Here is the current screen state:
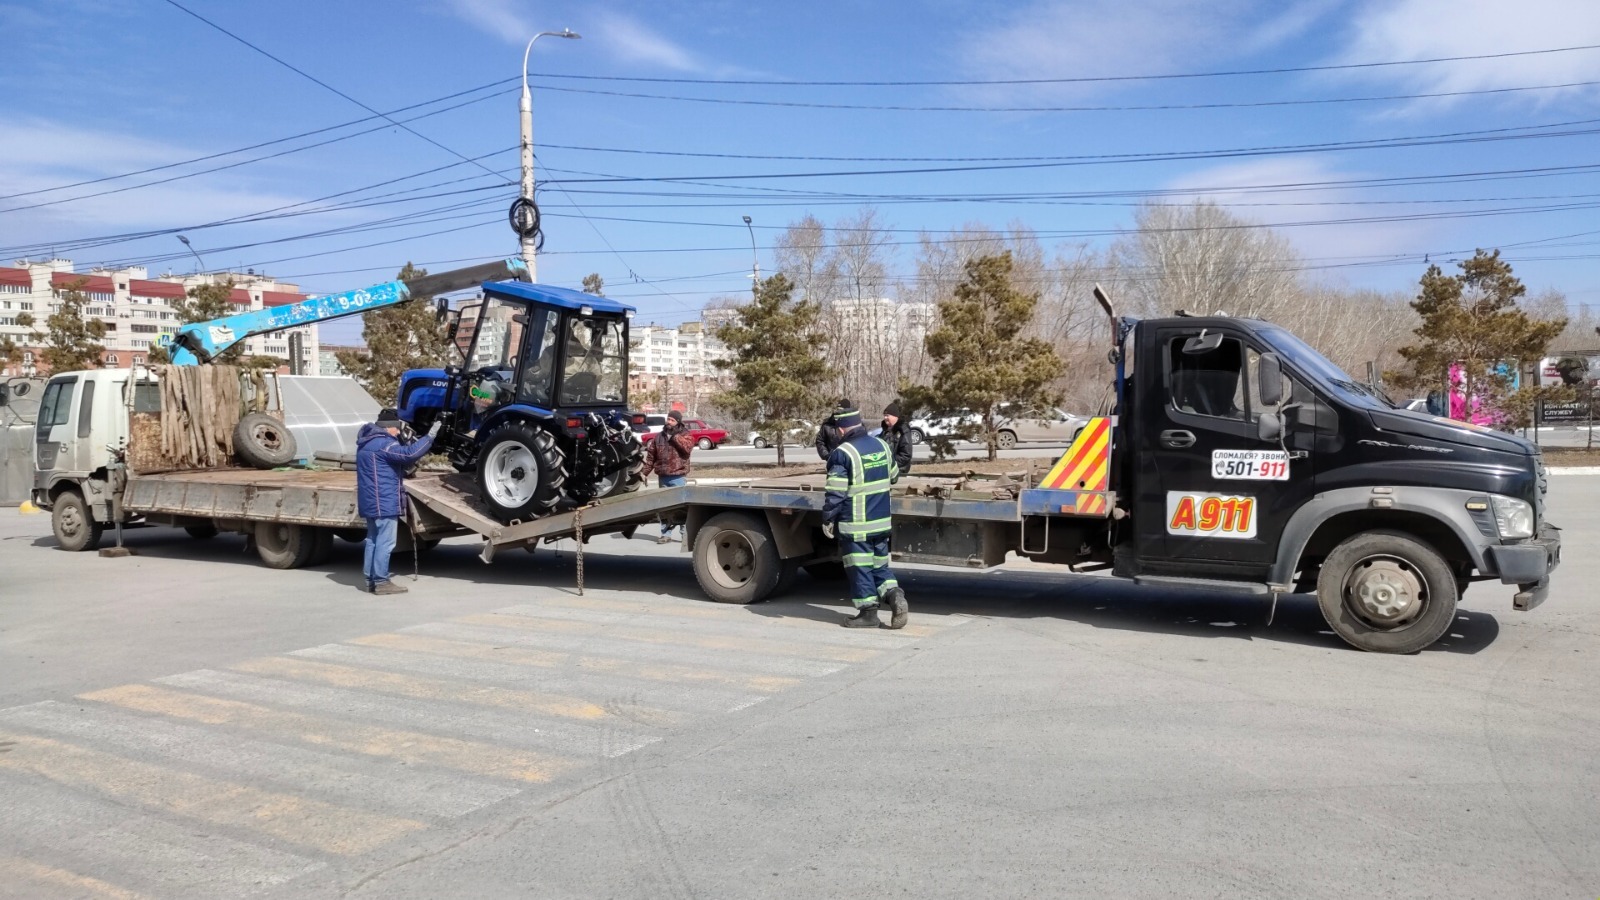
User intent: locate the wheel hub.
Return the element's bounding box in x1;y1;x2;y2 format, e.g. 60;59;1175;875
485;442;539;506
1346;557;1425;625
59;506;83;537
713;534;755;587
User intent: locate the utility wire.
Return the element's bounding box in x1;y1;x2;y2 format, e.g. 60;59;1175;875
161;0;510;183
521;43;1600;86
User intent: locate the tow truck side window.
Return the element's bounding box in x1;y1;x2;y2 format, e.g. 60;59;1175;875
1169;336;1249;421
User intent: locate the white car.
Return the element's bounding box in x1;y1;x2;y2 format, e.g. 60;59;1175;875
994;406;1090;449
748;420;814;449
907;409;980;445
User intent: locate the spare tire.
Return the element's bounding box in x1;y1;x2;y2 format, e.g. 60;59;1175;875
235;412;297;469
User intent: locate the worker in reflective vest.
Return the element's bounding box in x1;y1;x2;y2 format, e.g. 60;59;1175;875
822;404;909;629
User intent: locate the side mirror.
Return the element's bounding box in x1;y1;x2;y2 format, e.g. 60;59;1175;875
1258;352;1284;408
1258;410;1283;442
1181;331;1224;354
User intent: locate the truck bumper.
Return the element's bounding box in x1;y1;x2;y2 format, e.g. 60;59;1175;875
1485;524;1561;612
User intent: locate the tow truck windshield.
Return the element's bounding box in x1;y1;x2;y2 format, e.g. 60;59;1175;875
1256;324;1397;408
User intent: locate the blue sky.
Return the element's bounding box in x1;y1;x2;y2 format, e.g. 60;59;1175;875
3;0;1599;345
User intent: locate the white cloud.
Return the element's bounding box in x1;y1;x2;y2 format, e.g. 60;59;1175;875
1334;0;1600;109
442;0;705;72
956;0;1329;96
1160;157;1442;266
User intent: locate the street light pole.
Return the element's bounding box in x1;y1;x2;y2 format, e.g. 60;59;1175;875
742;215;758;298
176;234;206;276
520;28;581;280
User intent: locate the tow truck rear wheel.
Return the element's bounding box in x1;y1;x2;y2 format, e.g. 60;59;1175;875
52;490;103;552
477;422;565;522
692;512;781;604
256;521;317;569
1316;530;1458;654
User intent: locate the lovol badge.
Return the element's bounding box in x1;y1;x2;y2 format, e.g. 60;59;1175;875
1167;492;1257;539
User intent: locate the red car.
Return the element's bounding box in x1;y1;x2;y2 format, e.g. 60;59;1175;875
682;419;728;450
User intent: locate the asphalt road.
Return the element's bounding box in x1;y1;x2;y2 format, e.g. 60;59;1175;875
0;480;1596;898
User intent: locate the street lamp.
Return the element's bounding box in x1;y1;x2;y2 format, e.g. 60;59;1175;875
176;234;206;275
742;215;758;297
519;28;581;280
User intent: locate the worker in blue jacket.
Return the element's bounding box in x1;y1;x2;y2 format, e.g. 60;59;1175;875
822;403;909;629
355;408;436;595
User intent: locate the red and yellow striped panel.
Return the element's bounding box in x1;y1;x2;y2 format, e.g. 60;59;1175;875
1040;417;1111;491
1075;494;1108;516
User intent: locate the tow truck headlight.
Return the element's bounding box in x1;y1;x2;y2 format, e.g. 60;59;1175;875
1490;495;1534;540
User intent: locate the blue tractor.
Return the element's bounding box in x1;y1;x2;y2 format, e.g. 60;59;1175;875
164;259;645;523
395;279;644;521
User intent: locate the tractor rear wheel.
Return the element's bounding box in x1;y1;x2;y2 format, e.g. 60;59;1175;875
596;428;646;498
477;422;565;523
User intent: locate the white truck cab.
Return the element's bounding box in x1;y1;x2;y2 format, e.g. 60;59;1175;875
32;368;161;549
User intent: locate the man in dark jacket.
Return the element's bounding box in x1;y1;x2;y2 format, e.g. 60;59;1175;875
356;409;435;595
880;400;913;475
814;396;851;460
641;409;694;542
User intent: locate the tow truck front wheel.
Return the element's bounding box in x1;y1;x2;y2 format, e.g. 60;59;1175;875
1316;530;1458;654
477;422;565;523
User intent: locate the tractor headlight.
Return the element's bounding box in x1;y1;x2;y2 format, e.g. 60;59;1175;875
1490;494;1534;541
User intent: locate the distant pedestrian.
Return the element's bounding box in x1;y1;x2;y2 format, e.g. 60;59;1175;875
642;409;694;542
815;396;852;460
822;401;908;629
355;408;435;595
879;400;914;475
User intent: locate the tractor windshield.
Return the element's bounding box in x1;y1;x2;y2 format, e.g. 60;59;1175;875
558;316;627;406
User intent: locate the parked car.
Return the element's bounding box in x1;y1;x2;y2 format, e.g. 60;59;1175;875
682;418;728;450
748;420;814;449
995;406;1089;449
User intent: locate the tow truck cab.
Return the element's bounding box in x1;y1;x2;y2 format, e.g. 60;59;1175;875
1110;314;1558;651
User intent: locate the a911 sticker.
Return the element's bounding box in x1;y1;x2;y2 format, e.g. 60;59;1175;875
1167;492;1257;539
1211;449;1289;481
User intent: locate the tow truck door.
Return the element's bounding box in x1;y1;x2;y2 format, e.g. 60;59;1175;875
1133;324;1305;577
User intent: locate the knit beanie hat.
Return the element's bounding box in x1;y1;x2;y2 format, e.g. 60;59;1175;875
883;400;903;419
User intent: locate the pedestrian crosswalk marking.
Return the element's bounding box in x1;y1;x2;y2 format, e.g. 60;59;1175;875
0;732;426;855
345;632;802;693
455;612;881;663
80;684;576;783
231;655;678;726
0;856;150;900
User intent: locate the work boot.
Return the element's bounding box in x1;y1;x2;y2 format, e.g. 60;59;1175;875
843;603;881;628
884;587;909;630
372;580;409;596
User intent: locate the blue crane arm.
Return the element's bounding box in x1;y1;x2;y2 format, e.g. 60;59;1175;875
164;258;528;365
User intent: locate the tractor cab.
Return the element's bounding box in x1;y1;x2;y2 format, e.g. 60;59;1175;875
396;281;644;521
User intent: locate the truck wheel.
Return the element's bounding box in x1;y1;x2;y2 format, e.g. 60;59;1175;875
185;524;219;540
692;512;781;604
235;413;297;470
997;429;1018;450
803;561;846;582
256;521;317;569
1316;530;1459;654
52;490;103;552
477;422;565;523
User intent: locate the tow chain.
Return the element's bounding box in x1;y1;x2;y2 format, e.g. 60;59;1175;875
573;505;585;596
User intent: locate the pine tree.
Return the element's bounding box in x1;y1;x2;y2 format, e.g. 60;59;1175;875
1389;250;1564;427
902;252;1065;460
712;274;835;465
0;312;34;373
35;280;108;372
335;263;451;404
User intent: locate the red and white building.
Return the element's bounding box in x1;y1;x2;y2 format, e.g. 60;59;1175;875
0;258;318;376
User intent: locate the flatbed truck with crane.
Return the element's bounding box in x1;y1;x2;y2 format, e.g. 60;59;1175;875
24;268;1560;653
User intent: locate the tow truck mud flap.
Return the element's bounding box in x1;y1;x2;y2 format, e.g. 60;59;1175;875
892;517;1009;568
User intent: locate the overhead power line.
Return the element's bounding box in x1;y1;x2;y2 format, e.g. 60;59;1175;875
522;43;1600;86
